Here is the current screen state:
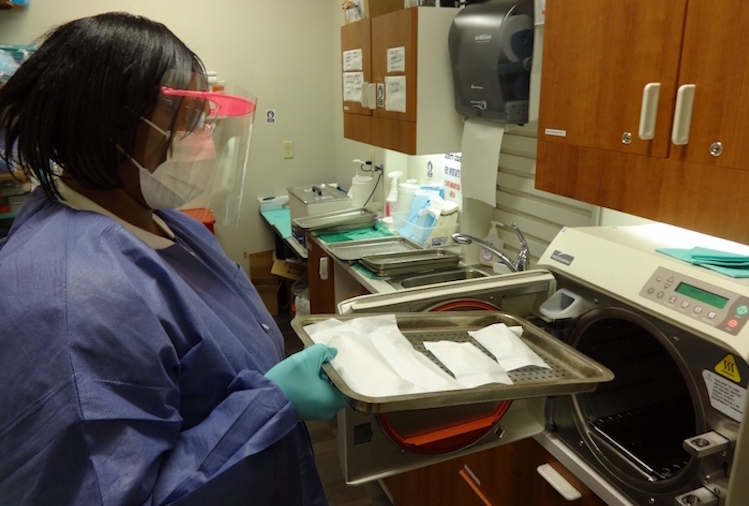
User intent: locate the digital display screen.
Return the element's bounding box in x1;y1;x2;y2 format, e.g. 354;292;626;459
675;282;729;309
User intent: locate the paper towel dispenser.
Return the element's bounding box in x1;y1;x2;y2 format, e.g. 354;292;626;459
448;0;534;123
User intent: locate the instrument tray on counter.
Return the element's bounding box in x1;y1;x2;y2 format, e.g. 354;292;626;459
291;207;377;234
291;311;615;414
325;236;423;262
359;248;460;276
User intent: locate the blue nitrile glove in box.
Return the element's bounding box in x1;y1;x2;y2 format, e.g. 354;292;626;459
266;343;348;420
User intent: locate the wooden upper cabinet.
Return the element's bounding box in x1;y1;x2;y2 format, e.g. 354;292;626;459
341;7;463;155
341;18;373;118
371;7;418;123
672;0;749;169
537;0;687;158
535;0;749;243
539;0;749;168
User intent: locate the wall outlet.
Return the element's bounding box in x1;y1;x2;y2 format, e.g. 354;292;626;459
283;141;294;159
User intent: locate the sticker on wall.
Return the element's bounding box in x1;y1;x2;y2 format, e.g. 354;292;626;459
703;369;747;422
376;83;385;108
715;354;742;383
265;109;276;124
443;153;462;209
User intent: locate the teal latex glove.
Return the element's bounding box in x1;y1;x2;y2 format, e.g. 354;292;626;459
265;343;348;421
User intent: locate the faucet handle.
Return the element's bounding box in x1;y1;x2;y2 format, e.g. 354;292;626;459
510;222;528;248
511;222;530;270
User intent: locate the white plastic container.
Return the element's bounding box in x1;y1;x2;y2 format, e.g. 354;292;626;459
348;175;375;207
480;221;504;267
396;180;419;218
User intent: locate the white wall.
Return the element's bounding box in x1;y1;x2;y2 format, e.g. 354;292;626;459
0;0;343;271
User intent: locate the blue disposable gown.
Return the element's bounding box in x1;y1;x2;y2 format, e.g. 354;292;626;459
0;187;328;505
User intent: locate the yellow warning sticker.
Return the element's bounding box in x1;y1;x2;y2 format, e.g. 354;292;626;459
715;354;742;383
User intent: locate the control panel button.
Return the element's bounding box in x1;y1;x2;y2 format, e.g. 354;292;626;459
708;311;717;319
694;306;703;314
681;301;690;308
737;305;749;316
728;319;739;329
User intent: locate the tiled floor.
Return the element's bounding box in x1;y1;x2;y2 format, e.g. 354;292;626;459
277;314;393;506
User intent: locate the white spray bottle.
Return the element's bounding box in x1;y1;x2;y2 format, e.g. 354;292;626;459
384;171;402;217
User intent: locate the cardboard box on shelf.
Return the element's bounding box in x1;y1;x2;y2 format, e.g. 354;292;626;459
249;250;275;278
271;259;304;281
343;0;405;24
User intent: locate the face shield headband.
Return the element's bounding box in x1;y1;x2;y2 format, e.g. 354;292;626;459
154;81;256;228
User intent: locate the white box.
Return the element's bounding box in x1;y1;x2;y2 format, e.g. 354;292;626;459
257;195;289;212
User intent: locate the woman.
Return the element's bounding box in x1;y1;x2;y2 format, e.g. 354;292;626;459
0;12;346;505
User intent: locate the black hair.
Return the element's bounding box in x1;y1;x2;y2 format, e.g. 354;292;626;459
0;11;206;200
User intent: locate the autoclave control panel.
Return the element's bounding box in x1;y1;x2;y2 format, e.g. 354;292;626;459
639;266;749;336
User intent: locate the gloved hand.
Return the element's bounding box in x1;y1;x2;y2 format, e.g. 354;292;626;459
265;343;348;421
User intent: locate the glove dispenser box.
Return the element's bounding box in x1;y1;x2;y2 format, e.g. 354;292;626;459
448;0;534;123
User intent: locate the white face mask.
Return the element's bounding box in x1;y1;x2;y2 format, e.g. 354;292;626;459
133;117;217;210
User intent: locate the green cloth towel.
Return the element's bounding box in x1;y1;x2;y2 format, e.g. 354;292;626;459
657;247;749;278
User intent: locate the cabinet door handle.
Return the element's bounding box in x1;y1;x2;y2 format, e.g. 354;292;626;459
319;257;329;280
671;84;696;145
359;83;376;110
536;464;582;501
458;468;495;506
638;83;661;140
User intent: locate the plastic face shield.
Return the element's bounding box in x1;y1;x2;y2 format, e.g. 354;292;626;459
150;72;256;227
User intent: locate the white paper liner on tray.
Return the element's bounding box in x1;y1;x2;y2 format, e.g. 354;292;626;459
291;311;614;414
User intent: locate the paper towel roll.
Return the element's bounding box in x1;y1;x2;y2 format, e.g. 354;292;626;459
460;118;505;207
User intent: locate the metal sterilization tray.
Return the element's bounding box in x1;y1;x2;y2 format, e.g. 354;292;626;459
325;236;423;262
359;248;460;276
291;311;614;414
291;207;377;233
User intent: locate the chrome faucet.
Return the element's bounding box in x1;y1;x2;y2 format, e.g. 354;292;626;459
451;222;530;272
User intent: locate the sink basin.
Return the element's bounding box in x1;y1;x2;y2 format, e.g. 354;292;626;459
389;266;491;289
